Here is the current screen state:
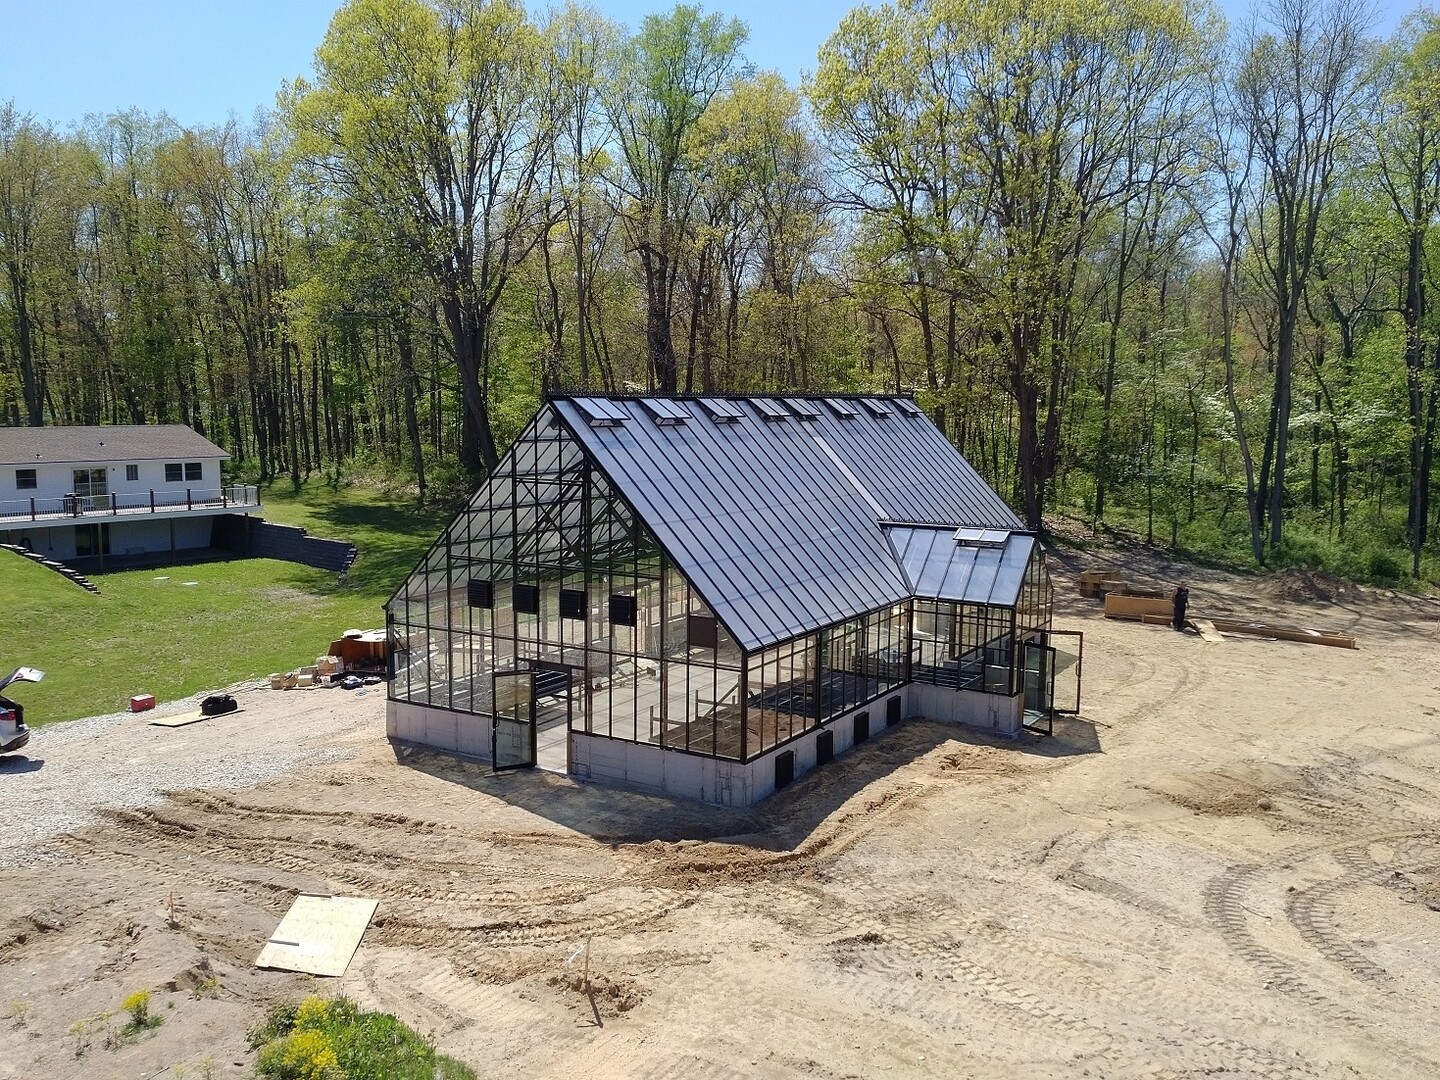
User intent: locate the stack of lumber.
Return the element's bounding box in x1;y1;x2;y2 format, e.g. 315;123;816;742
1101;592;1357;649
1079;569;1127;598
1205;617;1356;650
1080;569;1166;600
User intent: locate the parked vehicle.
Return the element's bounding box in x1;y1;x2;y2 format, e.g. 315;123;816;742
0;667;42;755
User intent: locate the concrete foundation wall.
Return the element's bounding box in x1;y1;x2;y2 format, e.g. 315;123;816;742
908;682;1023;736
0;524;74;559
390;681;1022;807
570;695;904;807
569;736;750;805
388;700;492;760
174;518;213;549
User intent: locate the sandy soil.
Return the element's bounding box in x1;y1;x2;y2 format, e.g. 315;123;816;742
2;555;1440;1079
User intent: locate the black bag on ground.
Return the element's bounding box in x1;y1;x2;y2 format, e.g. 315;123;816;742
200;693;237;716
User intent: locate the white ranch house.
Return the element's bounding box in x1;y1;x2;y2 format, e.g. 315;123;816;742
0;425;258;566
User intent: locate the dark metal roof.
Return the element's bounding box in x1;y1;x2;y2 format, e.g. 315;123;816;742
551;396;1024;652
885;526;1035;607
0;425;229;466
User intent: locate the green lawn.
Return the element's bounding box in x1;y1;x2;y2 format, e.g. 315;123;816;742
1;482;453;725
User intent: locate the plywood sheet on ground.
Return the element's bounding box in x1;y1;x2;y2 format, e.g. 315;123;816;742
149;708;244;728
255;895;378;977
1190;619;1224;643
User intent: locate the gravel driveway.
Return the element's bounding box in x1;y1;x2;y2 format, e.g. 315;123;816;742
0;682;386;868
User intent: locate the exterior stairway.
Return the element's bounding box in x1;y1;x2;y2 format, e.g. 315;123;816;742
1;544;101;594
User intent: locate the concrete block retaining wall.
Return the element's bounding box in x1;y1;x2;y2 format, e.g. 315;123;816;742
212;514;356;573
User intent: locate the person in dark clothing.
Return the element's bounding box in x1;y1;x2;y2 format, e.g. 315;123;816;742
1172;583;1190;631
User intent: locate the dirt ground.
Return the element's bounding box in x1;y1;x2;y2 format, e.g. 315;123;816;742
3;554;1440;1080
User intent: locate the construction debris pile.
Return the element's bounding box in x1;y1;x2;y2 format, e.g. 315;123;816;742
268;628;389;691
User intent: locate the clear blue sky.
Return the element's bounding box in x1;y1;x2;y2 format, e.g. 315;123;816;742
0;0;1421;132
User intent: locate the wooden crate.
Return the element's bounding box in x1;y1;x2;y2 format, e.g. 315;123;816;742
1079;569;1127;598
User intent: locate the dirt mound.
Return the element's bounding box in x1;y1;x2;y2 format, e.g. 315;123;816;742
548;971;646;1018
1262;568;1361;604
1146;763;1301;817
161;955;217;994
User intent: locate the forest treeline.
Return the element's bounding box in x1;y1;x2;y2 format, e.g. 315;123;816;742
2;0;1438;581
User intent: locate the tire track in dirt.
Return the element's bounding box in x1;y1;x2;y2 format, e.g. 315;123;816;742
1199;856;1438;1077
1288;765;1440;831
1109;630;1207;732
1204;863;1366;1022
863;886;1316;1080
1282;832;1440;987
373;891;698;950
1285;874;1391;984
1057;867;1199;928
626;779;929;887
53;832;293;911
84;804;620;897
825;931;1310;1079
824;942;1116;1063
51;804;682;971
167;790;456;833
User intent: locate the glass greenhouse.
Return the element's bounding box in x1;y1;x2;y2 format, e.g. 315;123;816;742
386;396;1079;806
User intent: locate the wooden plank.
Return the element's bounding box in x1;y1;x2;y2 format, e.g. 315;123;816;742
1103;610;1173;626
150;710;204;728
149;708;245;728
255;895;378;977
1189;619;1224;643
1207;618;1356;650
1104;593;1173;620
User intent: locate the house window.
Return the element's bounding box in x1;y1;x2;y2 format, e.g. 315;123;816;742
184;462;202;481
165;463;182;482
125;464;139;482
72;468;106;497
15;469;36;490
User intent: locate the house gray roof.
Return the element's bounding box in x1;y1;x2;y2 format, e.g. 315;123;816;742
0;425;229;466
551;395;1026;652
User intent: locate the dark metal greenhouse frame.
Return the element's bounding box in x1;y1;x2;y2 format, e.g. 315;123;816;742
386;394;1068;776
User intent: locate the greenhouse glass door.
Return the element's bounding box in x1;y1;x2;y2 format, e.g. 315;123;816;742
492;671;536;771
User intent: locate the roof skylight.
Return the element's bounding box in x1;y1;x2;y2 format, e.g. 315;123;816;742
640;398;690;425
698;399;745;423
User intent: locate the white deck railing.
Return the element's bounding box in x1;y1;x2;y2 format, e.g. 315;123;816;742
0;485;260;523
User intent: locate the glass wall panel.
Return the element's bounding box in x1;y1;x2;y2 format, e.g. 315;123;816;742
768;636;818;746
912;599;1016;694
